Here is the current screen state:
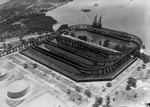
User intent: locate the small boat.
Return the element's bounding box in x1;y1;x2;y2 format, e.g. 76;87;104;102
81;9;91;12
94;3;99;6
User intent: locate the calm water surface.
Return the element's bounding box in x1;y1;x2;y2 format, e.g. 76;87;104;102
46;0;150;54
0;0;10;5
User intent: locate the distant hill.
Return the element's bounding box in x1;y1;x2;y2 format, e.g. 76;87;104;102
0;0;73;22
0;13;57;40
0;0;73;40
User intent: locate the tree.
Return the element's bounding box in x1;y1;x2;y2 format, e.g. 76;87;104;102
92;103;99;107
29;38;35;42
92;96;103;107
141;53;150;64
58;24;68;31
133;50;141;58
106;82;112;88
137;67;141;71
103;39;110;47
19;35;23;41
133;93;137;98
75;86;81;92
7;44;12;49
93;39;96;43
83;35;87;41
23;63;28;69
78;35;83;40
99;41;101;45
121;45;128;51
3;43;6;49
114;44;129;51
21;39;26;44
78;96;82;101
142;45;145;49
145;103;150;107
52;73;55;77
56;76;59;80
0;36;4;42
32;63;38;69
70;32;75;37
128;47;133;51
106;96;110;105
78;35;87;41
126;77;137;91
67;89;71;95
127;77;137;88
102;87;106;92
114;44;121;51
115;91;118;95
95;96;103;105
84;89;92;98
142;64;146;69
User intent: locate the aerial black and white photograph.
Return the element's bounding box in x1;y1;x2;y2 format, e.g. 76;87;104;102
0;0;150;107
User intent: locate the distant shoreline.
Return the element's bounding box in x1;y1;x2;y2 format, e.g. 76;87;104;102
45;1;73;13
45;0;150;55
0;0;10;5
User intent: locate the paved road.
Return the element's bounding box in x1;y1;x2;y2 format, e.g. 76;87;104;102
4;34;46;44
101;59;142;98
0;32;51;47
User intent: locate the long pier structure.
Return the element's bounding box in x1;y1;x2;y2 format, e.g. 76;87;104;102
21;21;142;81
1;16;142;82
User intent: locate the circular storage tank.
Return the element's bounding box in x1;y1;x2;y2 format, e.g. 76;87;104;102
0;68;8;81
7;80;30;99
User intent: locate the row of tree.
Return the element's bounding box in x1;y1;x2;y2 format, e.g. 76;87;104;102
126;77;137;91
78;35;88;41
114;44;132;52
0;13;57;40
133;49;150;64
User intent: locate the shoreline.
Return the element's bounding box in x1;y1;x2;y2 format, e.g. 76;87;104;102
45;1;73;13
0;0;10;5
46;0;150;55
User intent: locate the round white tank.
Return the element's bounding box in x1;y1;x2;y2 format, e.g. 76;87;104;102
7;80;30;99
0;68;8;81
